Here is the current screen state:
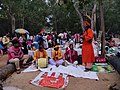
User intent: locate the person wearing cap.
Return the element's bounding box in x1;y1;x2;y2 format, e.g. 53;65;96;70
49;45;64;67
81;21;95;71
7;37;30;74
33;45;48;67
64;43;78;64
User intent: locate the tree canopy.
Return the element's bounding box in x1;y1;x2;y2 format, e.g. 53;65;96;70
0;0;119;36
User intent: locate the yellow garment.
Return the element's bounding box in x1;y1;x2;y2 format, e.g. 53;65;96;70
54;45;59;49
34;49;48;61
52;50;63;61
2;36;10;45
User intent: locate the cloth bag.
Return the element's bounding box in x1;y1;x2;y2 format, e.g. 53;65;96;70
38;58;48;68
95;56;106;63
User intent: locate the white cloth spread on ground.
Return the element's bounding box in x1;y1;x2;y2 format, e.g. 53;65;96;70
22;64;39;72
23;64;99;80
38;65;99;80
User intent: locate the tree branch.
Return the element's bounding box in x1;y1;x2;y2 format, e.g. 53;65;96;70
73;2;85;32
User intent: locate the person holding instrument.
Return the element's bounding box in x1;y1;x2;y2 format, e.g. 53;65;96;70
33;45;48;68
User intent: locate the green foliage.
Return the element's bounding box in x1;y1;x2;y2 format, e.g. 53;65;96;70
104;0;120;33
0;0;119;35
0;0;48;34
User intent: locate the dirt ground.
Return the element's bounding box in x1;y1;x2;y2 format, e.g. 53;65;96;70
1;55;120;90
0;55;8;68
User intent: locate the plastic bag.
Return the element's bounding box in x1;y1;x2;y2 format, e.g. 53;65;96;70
95;56;106;63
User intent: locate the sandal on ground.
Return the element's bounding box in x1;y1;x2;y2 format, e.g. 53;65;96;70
84;68;92;72
16;70;21;74
21;65;29;68
62;62;66;66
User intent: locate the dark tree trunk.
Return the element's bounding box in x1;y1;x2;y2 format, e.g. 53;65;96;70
11;15;15;34
0;64;16;81
91;0;97;40
100;0;105;56
73;3;85;32
21;17;24;28
54;15;58;32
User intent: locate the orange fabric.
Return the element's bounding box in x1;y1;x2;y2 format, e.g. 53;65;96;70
84;21;90;26
52;50;63;61
34;49;48;61
82;28;95;63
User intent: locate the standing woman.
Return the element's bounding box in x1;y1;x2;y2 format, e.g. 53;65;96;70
82;21;95;71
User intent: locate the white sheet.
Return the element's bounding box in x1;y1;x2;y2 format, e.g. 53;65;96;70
38;65;99;80
22;64;39;72
23;64;99;80
95;63;108;66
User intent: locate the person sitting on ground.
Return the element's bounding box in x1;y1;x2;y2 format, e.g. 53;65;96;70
21;39;28;55
7;37;30;74
49;45;65;67
34;45;48;67
64;43;78;64
2;35;10;53
0;37;4;55
27;39;33;50
19;36;24;44
33;29;45;49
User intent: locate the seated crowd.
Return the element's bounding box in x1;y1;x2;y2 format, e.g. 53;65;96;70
7;37;79;74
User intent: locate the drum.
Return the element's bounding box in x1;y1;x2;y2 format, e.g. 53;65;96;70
38;58;48;68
